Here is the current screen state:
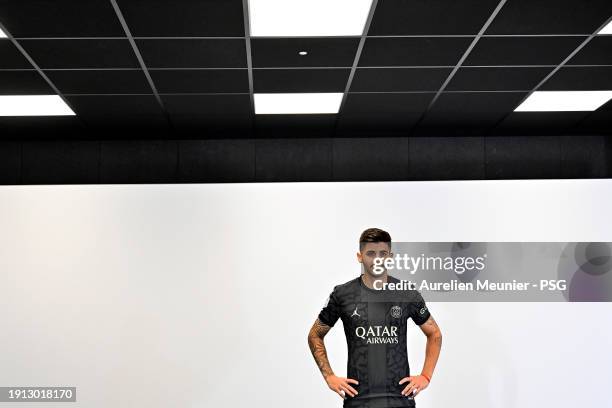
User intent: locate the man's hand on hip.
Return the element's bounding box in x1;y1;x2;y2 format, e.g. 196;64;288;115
325;375;359;399
399;375;429;397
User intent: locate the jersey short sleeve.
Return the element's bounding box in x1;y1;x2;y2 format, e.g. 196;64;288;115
318;286;341;327
408;291;431;325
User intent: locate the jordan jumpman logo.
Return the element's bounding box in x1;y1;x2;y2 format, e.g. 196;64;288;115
351;306;360;318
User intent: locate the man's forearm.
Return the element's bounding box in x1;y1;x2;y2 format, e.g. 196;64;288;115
308;319;334;379
421;319;442;378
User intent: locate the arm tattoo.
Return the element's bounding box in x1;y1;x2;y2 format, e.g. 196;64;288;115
423;315;437;328
419;315;442;379
423;316;442;346
308;318;334;379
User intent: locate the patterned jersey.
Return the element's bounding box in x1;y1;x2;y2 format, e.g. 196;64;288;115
318;275;431;408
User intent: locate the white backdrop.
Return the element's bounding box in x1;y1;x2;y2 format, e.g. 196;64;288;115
1;179;611;408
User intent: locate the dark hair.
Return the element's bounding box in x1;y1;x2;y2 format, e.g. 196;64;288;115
359;228;392;251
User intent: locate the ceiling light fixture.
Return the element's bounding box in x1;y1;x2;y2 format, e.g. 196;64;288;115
254;93;343;114
0;95;76;116
248;0;373;37
299;51;308;56
0;26;7;39
514;91;612;112
598;20;612;35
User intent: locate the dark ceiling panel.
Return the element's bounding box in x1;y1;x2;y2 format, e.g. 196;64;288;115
45;70;152;94
427;92;527;113
136;39;247;68
541;67;612;90
446;67;551;91
369;0;501;35
0;117;83;138
575;110;612;135
65;95;168;131
66;95;163;116
418;92;527;132
0;0;125;37
255;114;335;129
163;94;252;129
350;68;451;92
253;69;350;93
464;36;585;66
20;39;139;69
150;70;249;93
0;41;33;69
254;115;336;138
251;38;359;68
0;71;53;94
118;0;245;37
163;94;250;115
80;114;168;128
569;101;612;135
567;37;612;65
496;112;589;135
359;37;473;67
338;93;433;131
342;93;433;115
486;0;612;35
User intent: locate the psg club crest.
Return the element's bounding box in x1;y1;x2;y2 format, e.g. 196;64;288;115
390;305;402;318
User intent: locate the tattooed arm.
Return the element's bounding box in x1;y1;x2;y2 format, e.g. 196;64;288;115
419;316;442;379
308;318;359;399
400;316;442;397
308;318;334;378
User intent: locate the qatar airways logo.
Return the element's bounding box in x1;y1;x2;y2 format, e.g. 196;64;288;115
355;325;398;344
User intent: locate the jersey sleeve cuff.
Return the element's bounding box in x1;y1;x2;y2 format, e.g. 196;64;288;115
413;311;431;326
318;314;335;327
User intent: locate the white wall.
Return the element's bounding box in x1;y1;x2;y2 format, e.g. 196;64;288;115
0;179;611;408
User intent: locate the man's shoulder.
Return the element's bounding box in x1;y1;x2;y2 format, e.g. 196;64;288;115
330;276;360;296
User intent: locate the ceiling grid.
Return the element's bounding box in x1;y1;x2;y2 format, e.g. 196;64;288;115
0;0;609;134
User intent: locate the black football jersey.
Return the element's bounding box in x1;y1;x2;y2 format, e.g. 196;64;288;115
318;275;431;408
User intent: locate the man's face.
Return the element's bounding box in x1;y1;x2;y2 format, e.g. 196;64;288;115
357;242;392;277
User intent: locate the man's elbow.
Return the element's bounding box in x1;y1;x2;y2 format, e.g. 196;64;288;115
427;328;442;342
307;329;319;347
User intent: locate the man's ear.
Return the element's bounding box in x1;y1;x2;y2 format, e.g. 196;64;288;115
356;251;363;263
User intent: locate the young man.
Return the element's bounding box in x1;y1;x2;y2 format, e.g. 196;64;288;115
308;228;442;408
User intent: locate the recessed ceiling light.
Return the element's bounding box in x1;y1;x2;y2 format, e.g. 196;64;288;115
598;20;612;35
248;0;373;37
298;51;308;56
254;93;343;114
0;95;76;116
514;91;612;112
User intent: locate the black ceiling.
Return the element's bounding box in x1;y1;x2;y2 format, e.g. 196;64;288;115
0;0;611;138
